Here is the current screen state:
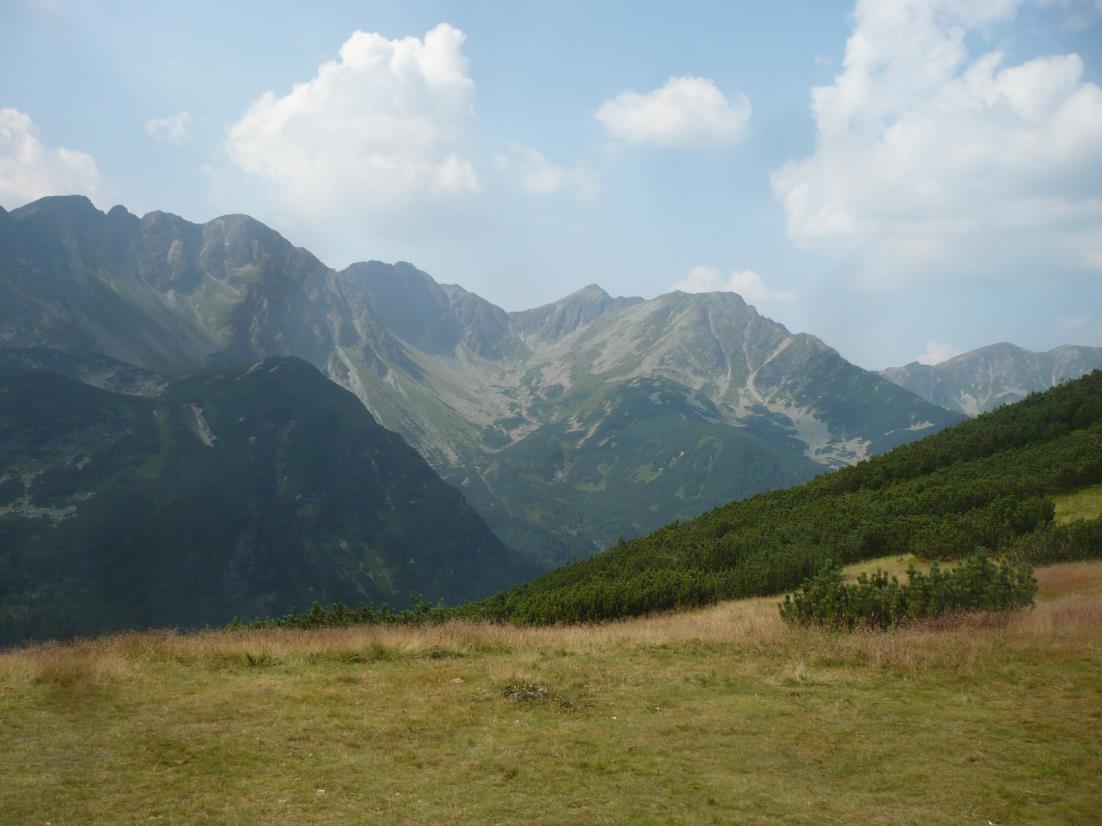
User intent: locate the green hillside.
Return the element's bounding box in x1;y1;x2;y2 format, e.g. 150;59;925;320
0;358;535;645
463;375;824;563
468;370;1102;624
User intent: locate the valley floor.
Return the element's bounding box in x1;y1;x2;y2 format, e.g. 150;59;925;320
2;560;1101;825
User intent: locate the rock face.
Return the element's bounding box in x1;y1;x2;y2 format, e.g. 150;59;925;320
0;356;534;645
0;196;964;565
0;347;167;396
882;343;1102;416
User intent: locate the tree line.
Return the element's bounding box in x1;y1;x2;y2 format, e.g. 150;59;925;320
239;370;1102;630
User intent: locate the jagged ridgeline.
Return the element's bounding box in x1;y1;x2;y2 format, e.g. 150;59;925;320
0;196;964;566
882;342;1102;416
0;357;535;645
466;371;1102;624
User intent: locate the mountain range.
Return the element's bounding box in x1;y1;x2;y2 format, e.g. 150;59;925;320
0;355;532;644
882;343;1102;416
0;195;969;565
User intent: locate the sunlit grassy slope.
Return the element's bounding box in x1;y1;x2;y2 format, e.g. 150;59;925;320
1054;483;1102;524
3;559;1100;825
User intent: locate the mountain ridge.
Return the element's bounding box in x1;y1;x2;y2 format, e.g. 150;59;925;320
0;354;535;645
1;195;964;563
883;342;1102;416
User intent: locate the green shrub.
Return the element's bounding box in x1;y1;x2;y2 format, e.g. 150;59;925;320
226;595;457;632
779;551;1037;630
1006;516;1102;565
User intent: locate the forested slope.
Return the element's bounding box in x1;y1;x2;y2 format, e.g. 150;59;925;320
0;358;534;645
468;371;1102;624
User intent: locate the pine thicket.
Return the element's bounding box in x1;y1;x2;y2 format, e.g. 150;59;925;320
778;552;1037;630
242;371;1102;630
463;370;1102;625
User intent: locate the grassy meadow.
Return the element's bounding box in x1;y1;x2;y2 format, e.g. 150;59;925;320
1054;483;1102;525
2;557;1100;825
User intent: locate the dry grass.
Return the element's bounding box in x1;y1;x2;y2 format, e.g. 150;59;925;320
2;558;1101;825
1035;558;1102;597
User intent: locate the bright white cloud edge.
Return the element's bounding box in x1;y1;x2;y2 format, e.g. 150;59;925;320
0;108;109;209
915;341;959;366
771;0;1102;283
596;76;751;147
672;265;796;303
225;23;479;218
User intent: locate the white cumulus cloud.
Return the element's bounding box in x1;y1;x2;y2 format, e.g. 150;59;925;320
0;108;108;208
672;265;796;303
915;341;960;365
225;23;479;216
146;110;191;145
596;76;751;147
771;0;1102;282
494;144;599;199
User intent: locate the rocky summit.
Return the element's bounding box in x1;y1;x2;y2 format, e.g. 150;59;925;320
0;196;963;564
882;343;1102;417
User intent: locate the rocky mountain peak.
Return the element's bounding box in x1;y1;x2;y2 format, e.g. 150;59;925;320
1;195;969;565
200;213;302;258
883;342;1102;416
106;204;139;226
340;261;516;360
511;282;641;345
9;195;114;258
11;193;100;224
572;283;611;299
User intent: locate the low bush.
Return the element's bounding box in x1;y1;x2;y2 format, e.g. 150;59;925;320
1006;516;1102;566
228;595;451;632
779;551;1037;630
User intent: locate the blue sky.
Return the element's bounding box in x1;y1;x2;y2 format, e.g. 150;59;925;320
2;0;1101;369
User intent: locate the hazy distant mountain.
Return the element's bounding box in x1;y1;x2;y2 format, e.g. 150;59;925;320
511;284;644;344
0;196;964;565
0;198;221;373
0;356;532;644
882;343;1102;416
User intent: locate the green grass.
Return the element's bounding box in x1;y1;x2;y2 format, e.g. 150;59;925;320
2;559;1100;824
843;553;929;581
1054;483;1102;524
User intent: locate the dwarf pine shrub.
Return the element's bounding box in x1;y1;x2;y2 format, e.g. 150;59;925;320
228;595;455;632
1006;516;1102;565
779;551;1037;630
